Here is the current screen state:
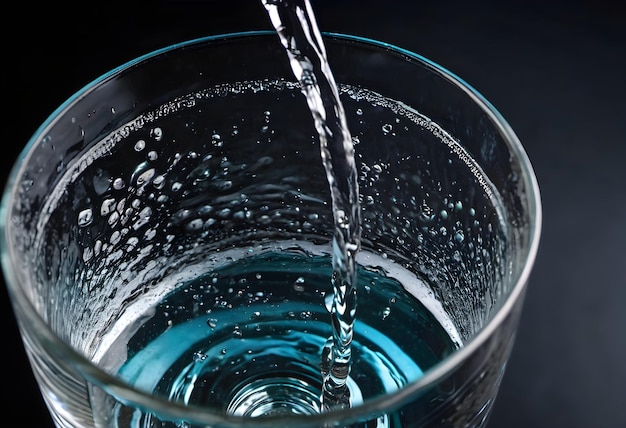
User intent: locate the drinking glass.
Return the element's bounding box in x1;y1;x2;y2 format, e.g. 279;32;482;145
0;32;541;427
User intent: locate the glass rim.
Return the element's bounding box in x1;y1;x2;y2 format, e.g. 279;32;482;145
0;31;542;426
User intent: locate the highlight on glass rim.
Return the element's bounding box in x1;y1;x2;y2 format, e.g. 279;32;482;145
0;1;540;427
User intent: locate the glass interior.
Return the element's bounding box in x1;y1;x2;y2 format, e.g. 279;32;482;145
1;32;540;426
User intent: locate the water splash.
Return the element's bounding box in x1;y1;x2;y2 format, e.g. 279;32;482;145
262;0;362;411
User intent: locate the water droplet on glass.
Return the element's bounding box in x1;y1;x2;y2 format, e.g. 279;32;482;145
133;206;153;230
78;208;93;227
217;208;232;218
93;170;111;195
113;177;125;190
82;247;93;262
325;293;334;313
293;277;306;292
108;211;120;226
381;307;391;320
193;351;207;362
110;230;121;245
151;127;163;141
419;202;435;221
186;218;204;231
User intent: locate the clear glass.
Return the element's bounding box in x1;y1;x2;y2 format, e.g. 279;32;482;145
1;32;541;427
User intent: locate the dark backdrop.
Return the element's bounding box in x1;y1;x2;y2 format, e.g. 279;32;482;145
3;1;625;427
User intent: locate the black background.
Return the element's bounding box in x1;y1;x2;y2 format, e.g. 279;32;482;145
3;1;625;427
